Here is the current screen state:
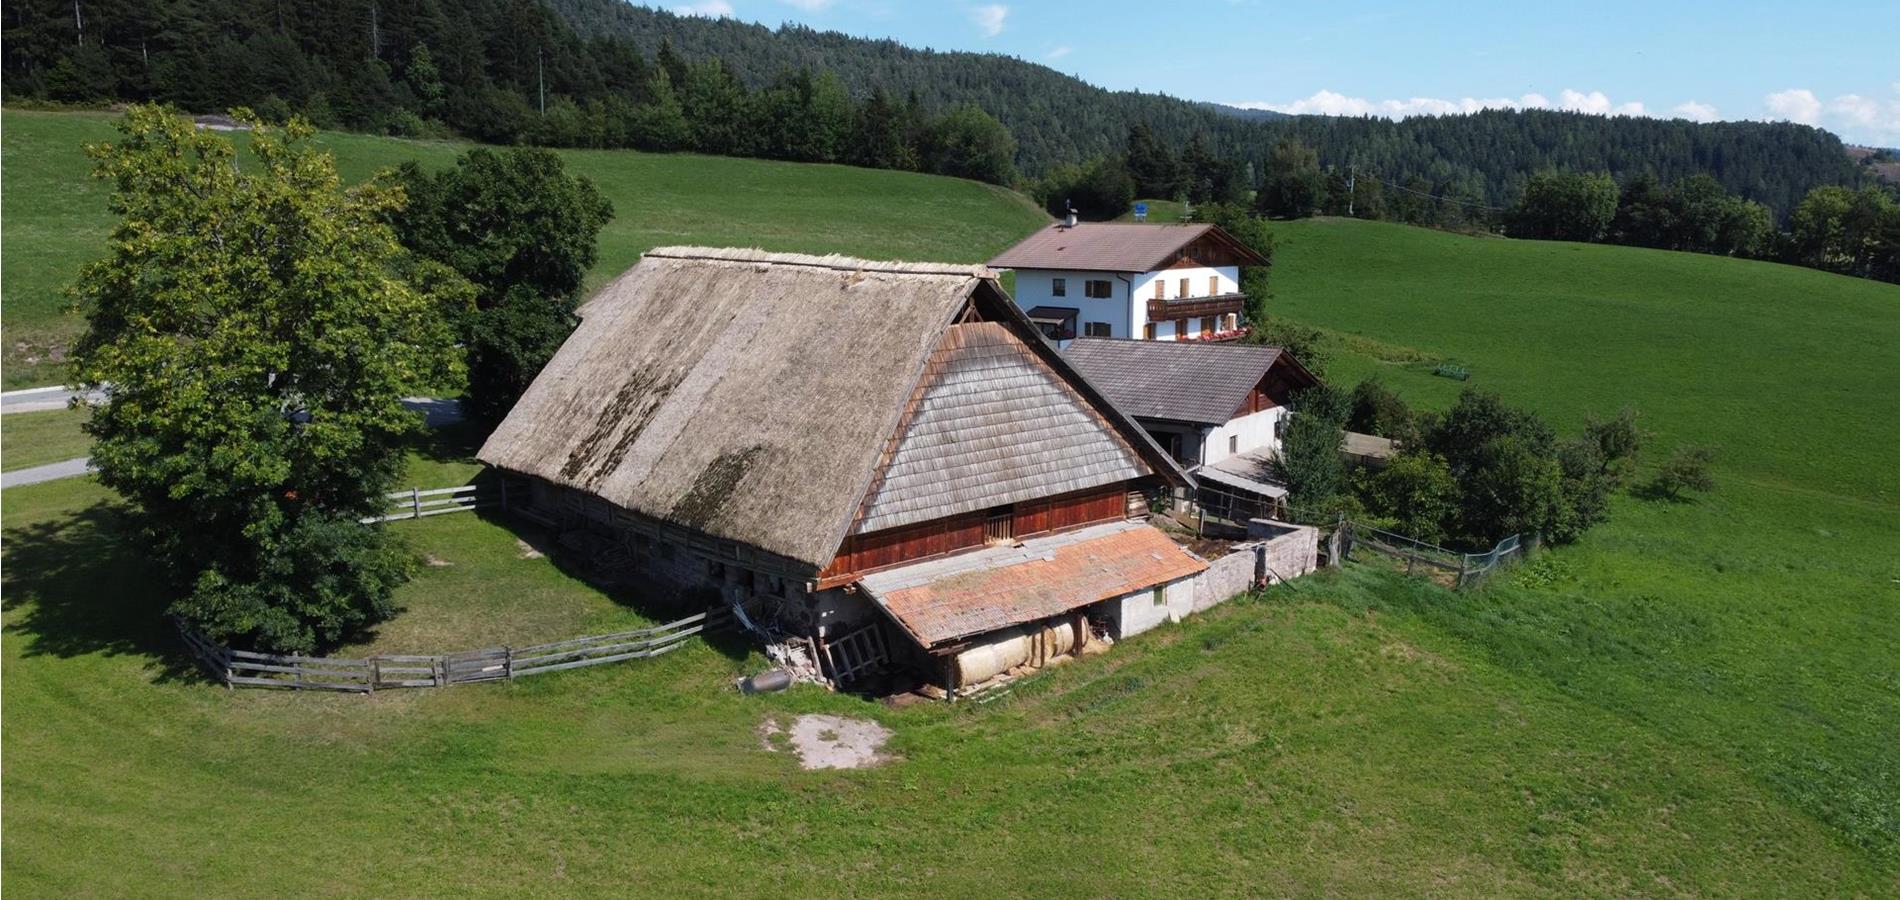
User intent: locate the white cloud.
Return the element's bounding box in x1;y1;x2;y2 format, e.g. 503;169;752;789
672;0;733;16
1764;88;1823;125
1762;87;1900;142
970;4;1008;37
1046;45;1073;61
1671;101;1719;122
778;0;833;9
1234;88;1658;119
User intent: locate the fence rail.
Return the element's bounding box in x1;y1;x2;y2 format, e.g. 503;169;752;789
1343;524;1529;589
176;608;732;693
362;478;528;524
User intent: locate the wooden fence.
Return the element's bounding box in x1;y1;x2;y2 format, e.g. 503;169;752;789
177;608;732;693
362;478;529;524
1343;524;1528;589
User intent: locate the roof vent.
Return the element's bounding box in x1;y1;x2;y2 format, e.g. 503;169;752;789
1061;199;1077;229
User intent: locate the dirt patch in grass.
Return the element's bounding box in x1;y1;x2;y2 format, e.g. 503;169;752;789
759;714;895;770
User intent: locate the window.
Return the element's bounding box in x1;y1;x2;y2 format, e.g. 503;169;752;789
1152;584;1167;607
1229;435;1238;455
1179;277;1191;298
1084;279;1113;299
984;505;1014;543
1174;318;1188;340
1209;275;1220;295
1051;277;1067;297
1225;313;1239;332
1084;322;1112;338
1143;322;1156;340
1201;316;1215;337
1154;281;1167;300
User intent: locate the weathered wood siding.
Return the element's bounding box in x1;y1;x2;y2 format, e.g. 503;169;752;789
820;482;1132;583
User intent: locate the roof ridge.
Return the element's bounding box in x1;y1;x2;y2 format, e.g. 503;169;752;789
643;246;995;278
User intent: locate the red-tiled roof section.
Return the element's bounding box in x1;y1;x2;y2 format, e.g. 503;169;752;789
987;222;1265;273
862;521;1208;648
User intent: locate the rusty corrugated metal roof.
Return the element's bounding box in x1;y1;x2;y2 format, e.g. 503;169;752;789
860;521;1208;647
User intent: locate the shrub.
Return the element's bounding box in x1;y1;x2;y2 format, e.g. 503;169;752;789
1550;439;1612;543
1272;385;1349;507
1583;407;1646;488
1649;445;1719;500
1347;379;1415;441
1357;451;1458;545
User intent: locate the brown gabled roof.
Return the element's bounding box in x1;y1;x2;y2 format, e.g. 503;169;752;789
859;521;1208;648
478;247;1187;574
987;222;1266;272
1062;338;1318;426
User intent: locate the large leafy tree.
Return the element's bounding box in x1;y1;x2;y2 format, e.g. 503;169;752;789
1256;140;1325;219
1507;170;1618;242
68;106;468;653
1272;384;1350;508
389;147;614;423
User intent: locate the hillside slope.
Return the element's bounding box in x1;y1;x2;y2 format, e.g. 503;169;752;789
1266;217;1900;860
0;109;1048;389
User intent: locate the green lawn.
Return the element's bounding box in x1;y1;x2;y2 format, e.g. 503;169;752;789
4;475;1884;895
1269;217;1900;862
2;407;90;471
0;108;1049;389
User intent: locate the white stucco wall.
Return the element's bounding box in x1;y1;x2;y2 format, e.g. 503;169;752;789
1131;265;1241;339
1100;573;1200;640
1199;406;1288;466
1009;269;1132;342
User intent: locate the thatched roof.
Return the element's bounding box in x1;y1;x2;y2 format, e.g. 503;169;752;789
479;247;1184;573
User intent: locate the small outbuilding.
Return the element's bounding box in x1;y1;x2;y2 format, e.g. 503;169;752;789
478;247;1207;694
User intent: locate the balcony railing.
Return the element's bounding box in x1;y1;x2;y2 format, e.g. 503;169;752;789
1146;291;1247;321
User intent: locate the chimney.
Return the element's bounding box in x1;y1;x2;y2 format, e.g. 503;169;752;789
1062;199;1077;229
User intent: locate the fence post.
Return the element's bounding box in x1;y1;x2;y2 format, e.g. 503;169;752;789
505;646;515;680
369;658;379;693
411;486;422;520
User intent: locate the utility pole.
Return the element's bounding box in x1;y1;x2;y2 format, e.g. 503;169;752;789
73;0;84;45
537;49;546;115
1347;165;1355;217
369;2;380;62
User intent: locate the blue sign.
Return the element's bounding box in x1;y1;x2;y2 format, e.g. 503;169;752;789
1133;202;1149;220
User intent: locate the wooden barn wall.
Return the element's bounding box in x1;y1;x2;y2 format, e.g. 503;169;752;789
820;483;1130;582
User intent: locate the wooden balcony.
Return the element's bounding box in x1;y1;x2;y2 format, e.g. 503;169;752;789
1146;292;1246;321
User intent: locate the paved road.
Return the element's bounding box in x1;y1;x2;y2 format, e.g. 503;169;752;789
0;386;102;414
1;394;464;489
1;457;95;489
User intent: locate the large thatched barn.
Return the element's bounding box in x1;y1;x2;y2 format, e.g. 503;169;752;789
478;247;1207;694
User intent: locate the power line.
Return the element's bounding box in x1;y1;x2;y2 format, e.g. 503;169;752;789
1360;169;1504;211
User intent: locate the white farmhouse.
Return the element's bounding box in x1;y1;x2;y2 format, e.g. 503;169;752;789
987;221;1265;347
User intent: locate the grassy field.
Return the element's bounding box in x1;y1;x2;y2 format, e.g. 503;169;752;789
5;113;1899;894
0;108;1048;389
1268;217;1900;864
2;407;91;470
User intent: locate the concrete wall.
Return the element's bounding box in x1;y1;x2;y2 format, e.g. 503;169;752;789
1099;573;1200;640
1110;522;1321;640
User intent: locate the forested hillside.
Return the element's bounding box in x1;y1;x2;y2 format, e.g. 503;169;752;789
1;0;1868;216
551;1;1862;215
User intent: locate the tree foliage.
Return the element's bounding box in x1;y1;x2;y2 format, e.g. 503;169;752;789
1358;451;1458;545
389;146;612;422
1347;379;1415;442
1508;170;1619;241
67;105;467;652
1257;140;1324;219
1648;445;1719;500
1272;384;1349;508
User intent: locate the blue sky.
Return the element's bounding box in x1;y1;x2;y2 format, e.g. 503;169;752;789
661;0;1900;146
